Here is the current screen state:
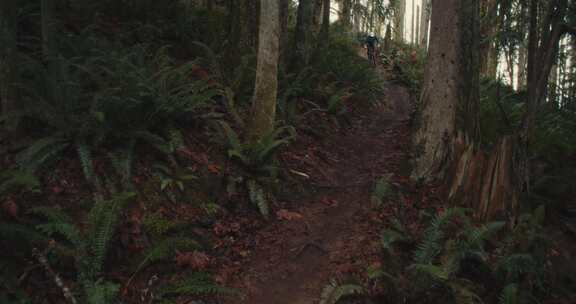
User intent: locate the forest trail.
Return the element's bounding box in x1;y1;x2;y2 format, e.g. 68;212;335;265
222;80;413;304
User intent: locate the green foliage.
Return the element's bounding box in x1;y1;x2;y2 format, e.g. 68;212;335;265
0;170;41;195
31;192;135;303
220;122;293;177
9;44;217;186
217;122;293;217
319;279;365;304
371;176;393;206
367;207;547;303
156;272;234;300
247;179;270;218
313;34;385;104
382;42;426;94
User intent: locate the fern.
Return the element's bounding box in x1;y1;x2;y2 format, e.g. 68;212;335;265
134;237;201;273
85;280;119;304
0;170;41;194
372;176;392;206
157;272;234;298
499;284;518;304
414;208;468;264
247;179;269;218
16;137;70;173
319;279;365;304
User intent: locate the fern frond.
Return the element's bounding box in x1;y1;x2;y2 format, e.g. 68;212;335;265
135;237;202;272
414;208;468;264
76;141;96;184
85;280;119;304
499;284;518;304
0;170;41;194
157;272;234;298
16;137;70;173
319;279;364;304
372;176;392;206
247;180;269;218
410;264;449;282
86;193;134;277
0;223;48;244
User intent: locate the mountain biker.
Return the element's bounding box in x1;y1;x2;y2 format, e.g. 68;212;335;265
364;33;379;65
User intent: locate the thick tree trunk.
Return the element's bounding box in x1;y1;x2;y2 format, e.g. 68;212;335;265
293;0;314;70
394;0;405;42
419;0;431;47
0;0;17;120
411;0;480;182
248;0;280;143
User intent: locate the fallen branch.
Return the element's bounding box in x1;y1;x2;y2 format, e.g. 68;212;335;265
32;247;77;304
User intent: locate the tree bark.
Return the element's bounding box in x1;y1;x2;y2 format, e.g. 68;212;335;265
479;0;498;77
411;0;480;182
410;0;415;44
339;0;352;30
0;0;17;120
312;0;323;35
394;0;405;42
419;0;431;47
248;0;280;143
319;0;331;47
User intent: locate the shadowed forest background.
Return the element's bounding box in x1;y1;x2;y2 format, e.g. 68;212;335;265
1;0;576;303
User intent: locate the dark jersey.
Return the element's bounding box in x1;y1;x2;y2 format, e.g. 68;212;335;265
365;36;378;48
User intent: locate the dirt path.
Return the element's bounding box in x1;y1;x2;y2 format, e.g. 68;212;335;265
222;84;412;304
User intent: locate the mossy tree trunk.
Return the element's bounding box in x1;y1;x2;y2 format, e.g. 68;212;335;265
0;0;17;121
247;0;280;143
293;0;314;70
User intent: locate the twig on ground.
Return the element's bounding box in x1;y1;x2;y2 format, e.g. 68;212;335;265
32;247;78;304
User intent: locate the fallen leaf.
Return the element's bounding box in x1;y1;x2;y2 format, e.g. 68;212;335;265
2;199;18;219
276;209;303;221
174;250;211;270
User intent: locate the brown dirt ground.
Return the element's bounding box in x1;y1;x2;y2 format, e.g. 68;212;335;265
217;83;415;304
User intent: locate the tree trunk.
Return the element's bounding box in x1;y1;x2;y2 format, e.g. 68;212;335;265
293;0;314;70
410;0;415;44
0;0;17;120
419;0;431;47
411;0;480;182
312;0;323;35
394;0;405;42
42;0;59;59
248;0;280;143
479;0;498;77
339;0;352;30
319;0;331;47
516;1;528;90
279;0;290;68
415;5;420;46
